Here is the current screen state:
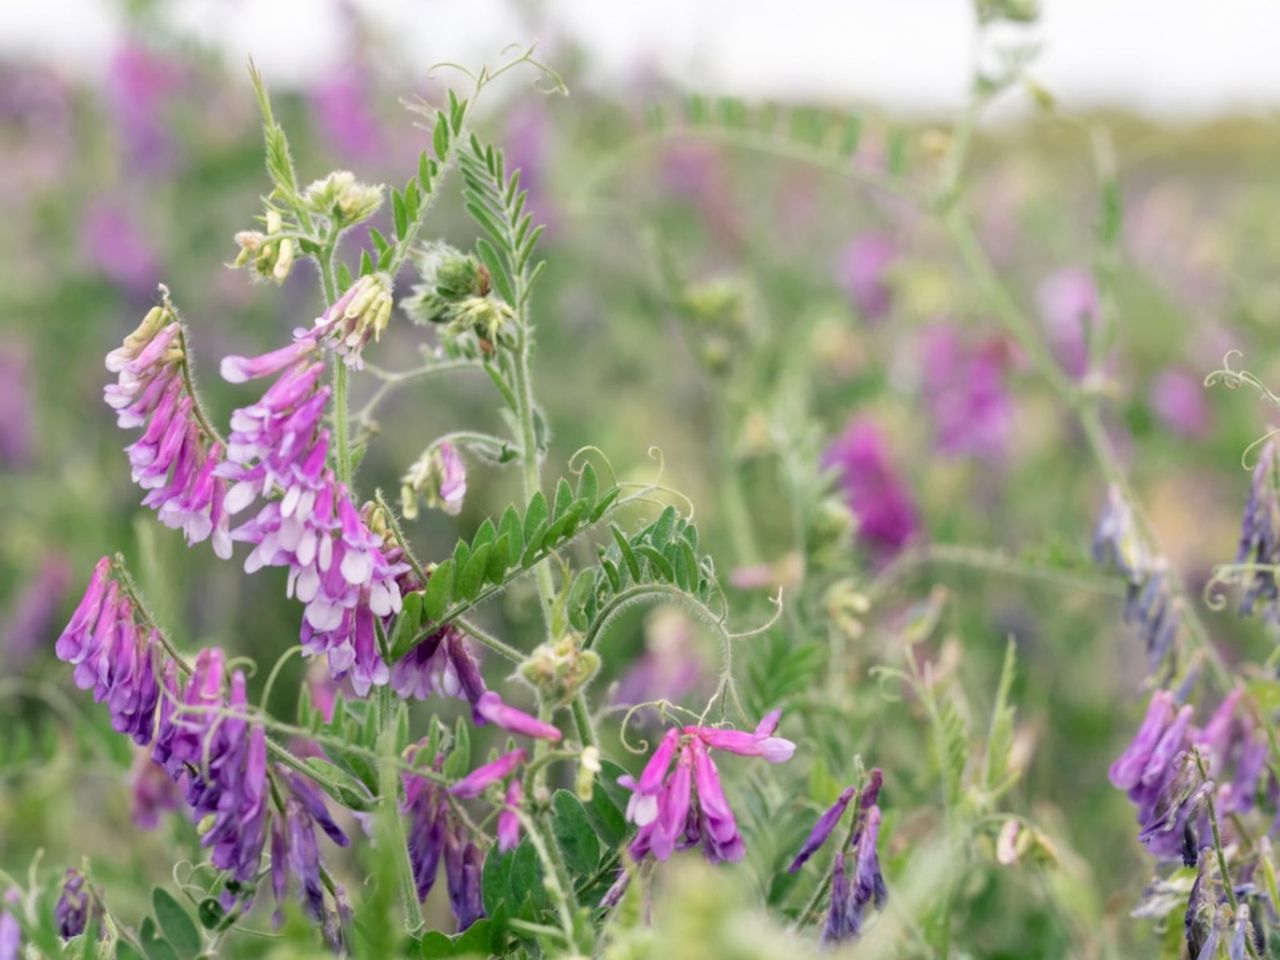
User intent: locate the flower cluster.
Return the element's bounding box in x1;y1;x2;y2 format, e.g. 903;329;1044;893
400;440;467;519
604;712;795;905
822;417;919;558
918;323;1012;461
392;625;561;741
820;771;887;944
1235;439;1280;626
56;563;352;914
271;770;351;947
104;300;231;558
1109;689;1267;865
1092;486;1181;670
401;747;501;931
53;870;97;940
218;277;406;695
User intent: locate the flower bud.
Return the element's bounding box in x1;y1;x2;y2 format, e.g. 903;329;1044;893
577;746;601;801
405;242;516;348
401;440;467;520
233;209;294;283
518;633;601;706
303;170;384;225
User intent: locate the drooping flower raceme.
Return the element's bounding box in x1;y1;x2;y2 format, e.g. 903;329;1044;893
401;440;468;519
604;713;795;906
784;769;887;944
105;301;231;558
217;276;406;694
1109;689;1267;865
918;322;1012;461
1235;439;1280;626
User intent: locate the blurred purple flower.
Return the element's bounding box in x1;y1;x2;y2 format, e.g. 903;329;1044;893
310;63;384;162
837;234;897;322
659;142;742;247
0;891;18;960
0;65;73;197
0;343;33;468
612;607;704;709
81;202;159;297
1036;267;1098;378
1150;368;1211;440
2;552;72;670
107;41;183;171
822;417;920;557
504;99;559;235
130;751;181;830
54;869;92;940
919;323;1013;459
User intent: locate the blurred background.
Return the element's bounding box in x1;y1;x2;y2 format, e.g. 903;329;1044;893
4;1;1280;955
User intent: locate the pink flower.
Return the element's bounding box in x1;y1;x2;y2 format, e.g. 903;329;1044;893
497;781;523;853
449;749;527;799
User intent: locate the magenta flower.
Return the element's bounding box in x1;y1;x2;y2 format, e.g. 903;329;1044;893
498;780;523;853
0;342;33;469
81;202;160;297
106;305;230;558
607;713;796;902
475;692;563;742
2;552;71;670
309;63;384;163
404;756;448;903
822;417;920;558
107;41;183;171
918;323;1013;460
449;749;527;800
0;891;18;960
837;233;897;322
1036;267;1098;379
1149;368;1211;440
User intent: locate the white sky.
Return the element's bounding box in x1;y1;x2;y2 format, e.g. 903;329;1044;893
4;0;1280;117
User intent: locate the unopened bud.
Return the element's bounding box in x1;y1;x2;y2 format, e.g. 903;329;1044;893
303;170;384;224
519;633;601;706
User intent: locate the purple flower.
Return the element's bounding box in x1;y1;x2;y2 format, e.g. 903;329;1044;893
404;758;448;903
788;785;857;874
449;749;527;800
837;234;897;322
497;780;523;853
918;323;1013;460
401;441;468;519
822;417;920;558
1234;439;1280;625
608;713;795;898
54;870;92;939
1150;368;1211;440
389;627;471;702
106;304;230;558
0;891;18;960
269;773;347;948
130;752;181;830
81;202;160;297
55;559;162;745
444;826;485;931
107;41;183;171
309;63;384;163
0;341;33;469
1036;267;1098;379
474;692;562;742
2;552;71;670
823;800;887;943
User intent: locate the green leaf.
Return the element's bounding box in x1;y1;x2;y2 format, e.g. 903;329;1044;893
392;189;409;239
458;543;492;600
452;538;472;578
585;765;629;848
476;238;515;306
471;518;496;550
303;756;375;811
524;491;549;542
651;506;677;549
498;506;524;565
423;559;454;623
443;718;471;780
589;487;621;523
982;639;1019;794
453;919;493;955
117;943;145;960
139;917;179;960
389;591;424;659
418;150;432;190
637;545;675;582
152;889;201;959
196;898;225;931
337;261;353;291
482;847;513;917
433;111;450;160
551;790;600;876
552;478;574;519
611;525;641;582
419;931;455;958
576;464;599;513
488;534;511;585
507;838;546;914
369;227;390;255
483;363;517;411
